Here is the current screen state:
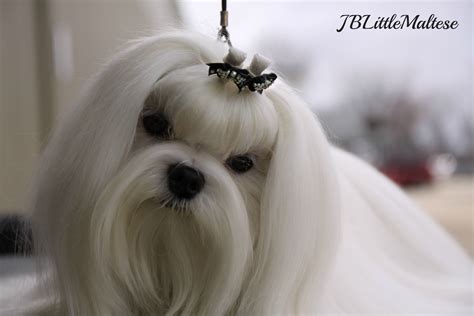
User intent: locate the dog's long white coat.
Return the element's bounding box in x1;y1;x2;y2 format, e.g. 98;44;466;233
325;149;472;314
3;31;471;315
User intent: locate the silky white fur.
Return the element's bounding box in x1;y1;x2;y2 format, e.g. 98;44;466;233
20;31;472;315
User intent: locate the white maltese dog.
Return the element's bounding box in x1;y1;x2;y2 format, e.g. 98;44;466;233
7;31;471;315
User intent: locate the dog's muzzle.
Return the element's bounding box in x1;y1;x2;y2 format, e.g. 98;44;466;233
167;164;205;200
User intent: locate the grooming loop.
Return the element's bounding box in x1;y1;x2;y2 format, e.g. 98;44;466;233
217;0;232;46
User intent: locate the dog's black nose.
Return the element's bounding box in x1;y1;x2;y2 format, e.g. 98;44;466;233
167;164;205;200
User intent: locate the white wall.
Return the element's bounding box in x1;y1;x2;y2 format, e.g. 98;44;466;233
0;1;41;213
0;0;180;213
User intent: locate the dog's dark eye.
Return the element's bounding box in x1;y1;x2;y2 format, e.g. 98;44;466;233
142;113;171;139
226;155;254;173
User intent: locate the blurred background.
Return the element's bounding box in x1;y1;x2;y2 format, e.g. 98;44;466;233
0;0;472;258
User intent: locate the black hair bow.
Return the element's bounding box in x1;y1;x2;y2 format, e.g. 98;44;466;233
207;63;277;94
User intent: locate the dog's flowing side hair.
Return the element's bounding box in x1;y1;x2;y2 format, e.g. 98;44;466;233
29;32;340;315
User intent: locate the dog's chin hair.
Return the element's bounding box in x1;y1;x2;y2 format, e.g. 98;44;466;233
159;197;190;214
89;145;253;315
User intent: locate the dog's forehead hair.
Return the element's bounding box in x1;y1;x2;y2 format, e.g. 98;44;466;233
145;65;279;157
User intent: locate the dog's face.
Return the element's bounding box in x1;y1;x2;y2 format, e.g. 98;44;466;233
88;64;280;314
132;65;278;236
32;33;339;315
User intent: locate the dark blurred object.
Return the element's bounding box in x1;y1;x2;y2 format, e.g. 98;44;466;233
320;74;472;186
380;163;432;186
0;216;32;256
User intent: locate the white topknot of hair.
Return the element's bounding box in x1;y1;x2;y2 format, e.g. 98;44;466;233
223;47;247;66
248;54;272;76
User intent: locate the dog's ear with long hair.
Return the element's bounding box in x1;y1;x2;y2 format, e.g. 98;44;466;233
30;32;223;314
238;84;341;315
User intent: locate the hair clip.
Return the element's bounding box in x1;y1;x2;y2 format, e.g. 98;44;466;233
244;73;278;93
207;49;277;94
207;63;252;91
